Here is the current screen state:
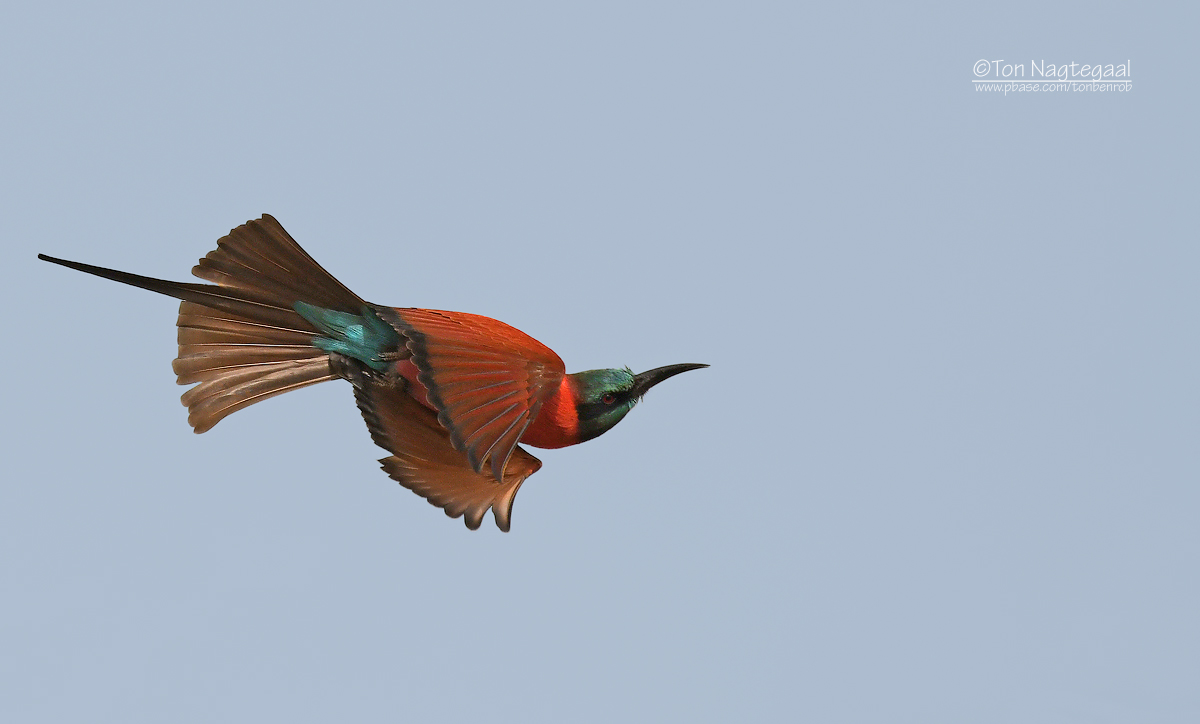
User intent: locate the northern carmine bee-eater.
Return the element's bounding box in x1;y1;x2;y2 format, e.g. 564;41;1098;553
39;215;706;531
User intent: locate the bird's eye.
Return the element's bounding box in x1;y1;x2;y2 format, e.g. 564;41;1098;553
602;393;616;405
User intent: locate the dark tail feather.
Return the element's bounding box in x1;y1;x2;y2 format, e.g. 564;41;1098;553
40;215;367;432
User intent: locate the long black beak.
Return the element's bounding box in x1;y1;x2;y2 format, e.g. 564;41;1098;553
631;363;709;398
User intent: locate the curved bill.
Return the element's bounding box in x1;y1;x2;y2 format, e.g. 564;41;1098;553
630;363;709;398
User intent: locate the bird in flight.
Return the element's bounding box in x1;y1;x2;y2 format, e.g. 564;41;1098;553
39;215;707;530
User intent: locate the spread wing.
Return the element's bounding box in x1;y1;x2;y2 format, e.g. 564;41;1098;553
354;379;542;531
374;308;565;482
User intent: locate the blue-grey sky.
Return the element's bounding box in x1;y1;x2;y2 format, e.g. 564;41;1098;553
2;2;1196;722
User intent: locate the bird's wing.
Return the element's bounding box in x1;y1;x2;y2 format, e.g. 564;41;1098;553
354;379;542;531
374;308;565;482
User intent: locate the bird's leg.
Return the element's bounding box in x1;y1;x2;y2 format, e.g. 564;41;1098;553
375;351;408;389
329;351;369;389
329;351;407;391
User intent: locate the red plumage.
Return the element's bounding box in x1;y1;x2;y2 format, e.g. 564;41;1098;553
374;307;570;480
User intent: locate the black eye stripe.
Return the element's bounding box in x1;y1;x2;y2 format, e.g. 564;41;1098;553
576;390;633;421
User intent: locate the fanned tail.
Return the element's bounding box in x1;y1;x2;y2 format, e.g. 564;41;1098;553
39;214;367;432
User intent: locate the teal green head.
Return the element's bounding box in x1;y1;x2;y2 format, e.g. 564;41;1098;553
569;363;709;443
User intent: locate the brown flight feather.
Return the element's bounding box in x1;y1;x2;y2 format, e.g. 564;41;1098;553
353;377;542;531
